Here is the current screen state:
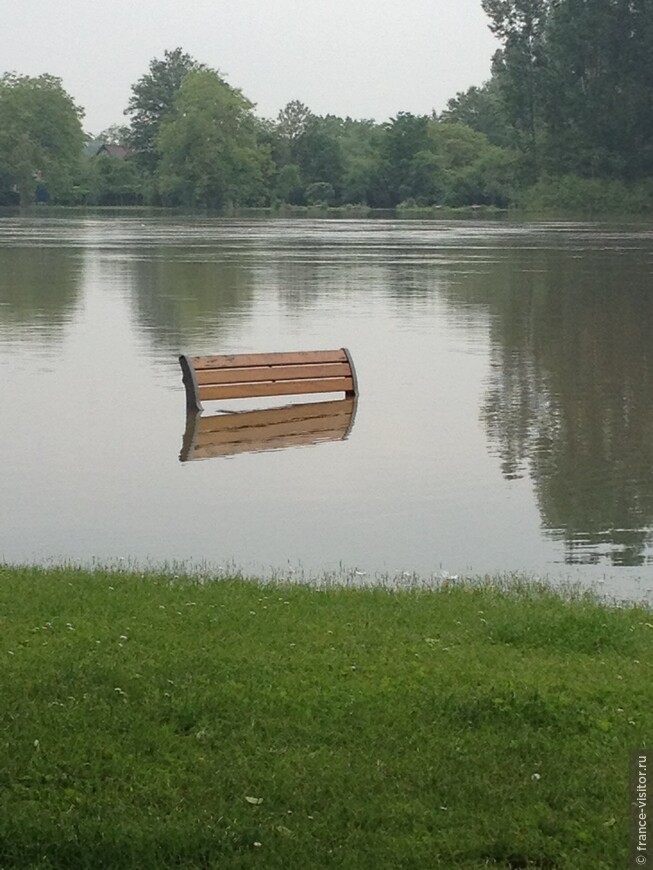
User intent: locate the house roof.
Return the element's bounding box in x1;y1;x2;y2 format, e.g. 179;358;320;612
83;140;131;159
98;143;130;159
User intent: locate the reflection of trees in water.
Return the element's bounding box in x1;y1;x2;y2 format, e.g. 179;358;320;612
0;246;80;339
270;252;464;316
443;242;653;566
129;253;255;351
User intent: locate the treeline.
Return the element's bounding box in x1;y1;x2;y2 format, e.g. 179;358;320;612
1;0;652;214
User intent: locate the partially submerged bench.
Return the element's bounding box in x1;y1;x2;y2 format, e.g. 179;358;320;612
180;397;357;461
179;348;358;412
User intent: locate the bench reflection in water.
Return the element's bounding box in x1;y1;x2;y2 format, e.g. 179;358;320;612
179;397;357;462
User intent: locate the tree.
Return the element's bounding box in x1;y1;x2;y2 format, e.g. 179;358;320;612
292;117;344;197
440;80;511;147
274;163;304;204
482;0;549;174
97;124;131;146
0;73;84;206
341;153;386;206
81;155;142;206
480;0;653;182
305;181;335;206
156;69;270;209
541;0;653;179
378;112;431;204
403;149;446;205
276;100;314;147
125;48;204;173
270;109;377;205
444;143;517;207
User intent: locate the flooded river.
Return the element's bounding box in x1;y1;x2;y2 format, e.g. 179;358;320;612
1;215;652;599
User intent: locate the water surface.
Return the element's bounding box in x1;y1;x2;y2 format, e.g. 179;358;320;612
1;216;652;599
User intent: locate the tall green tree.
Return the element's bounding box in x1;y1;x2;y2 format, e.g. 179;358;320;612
378;112;431;205
542;0;653;179
273;163;304;204
0;73;84;206
440;80;512;148
292;117;345;196
333;117;384;205
125;48;204;173
481;0;653;184
428;122;517;206
156;69;270;209
268;106;359;205
482;0;549;173
266;101;315;192
97;124;131;146
276;101;314;149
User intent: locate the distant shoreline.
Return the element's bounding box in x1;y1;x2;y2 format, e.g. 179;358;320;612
3;203;653;221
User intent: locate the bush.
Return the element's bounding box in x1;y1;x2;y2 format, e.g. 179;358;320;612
517;175;653;215
304;181;335;206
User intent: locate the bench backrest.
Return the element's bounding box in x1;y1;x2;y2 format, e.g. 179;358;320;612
179;348;358;412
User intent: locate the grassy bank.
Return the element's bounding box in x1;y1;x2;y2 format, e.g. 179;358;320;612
1;566;651;868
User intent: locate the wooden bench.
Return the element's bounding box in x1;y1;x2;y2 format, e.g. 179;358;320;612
180;397;357;461
179;348;358;412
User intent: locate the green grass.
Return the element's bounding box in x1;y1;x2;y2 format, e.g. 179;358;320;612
0;565;651;868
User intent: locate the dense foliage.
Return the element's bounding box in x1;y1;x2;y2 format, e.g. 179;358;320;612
0;74;84;207
125;47;204;176
480;0;653;181
1;0;652;212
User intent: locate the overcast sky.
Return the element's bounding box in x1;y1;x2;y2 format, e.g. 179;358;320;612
3;0;499;135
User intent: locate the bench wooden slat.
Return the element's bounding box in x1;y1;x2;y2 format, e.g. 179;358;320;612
192;349;348;370
199;377;354;402
195;362;351;386
180;347;357;411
